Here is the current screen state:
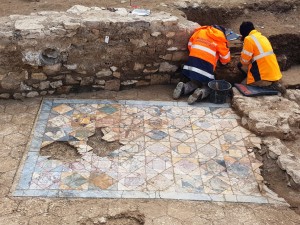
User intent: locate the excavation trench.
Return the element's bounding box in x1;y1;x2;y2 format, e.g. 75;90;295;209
182;3;300;213
180;3;300;84
254;145;300;214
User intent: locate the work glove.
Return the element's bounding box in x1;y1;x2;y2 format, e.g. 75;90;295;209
237;62;243;68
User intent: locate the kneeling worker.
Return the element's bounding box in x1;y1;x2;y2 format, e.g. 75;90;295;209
173;25;231;104
238;21;286;94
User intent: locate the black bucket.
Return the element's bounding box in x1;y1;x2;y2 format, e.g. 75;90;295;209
208;80;232;104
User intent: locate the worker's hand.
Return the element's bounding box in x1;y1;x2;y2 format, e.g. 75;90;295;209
237;62;243;68
218;61;229;67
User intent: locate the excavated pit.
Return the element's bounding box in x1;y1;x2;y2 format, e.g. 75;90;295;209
79;211;145;225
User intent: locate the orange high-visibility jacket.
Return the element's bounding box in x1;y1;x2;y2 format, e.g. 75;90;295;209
188;26;231;70
240;30;282;84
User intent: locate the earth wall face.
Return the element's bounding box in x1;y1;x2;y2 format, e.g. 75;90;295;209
0;5;198;99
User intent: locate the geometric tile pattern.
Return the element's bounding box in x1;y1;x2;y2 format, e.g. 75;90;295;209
15;99;269;203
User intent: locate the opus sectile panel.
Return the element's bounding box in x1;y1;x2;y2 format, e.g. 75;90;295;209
14;99;268;203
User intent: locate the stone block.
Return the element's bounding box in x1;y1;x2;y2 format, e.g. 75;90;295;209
15;16;46;30
133;63;145;71
27;91;39;98
96;69;112;78
50;80;63;89
130;39;147;47
162;16;178;26
121;80;138;86
92;85;105;89
13;93;24;99
91;29;100;36
150;74;170;85
277;154;300;185
67;5;90;14
1;71;27;90
172;52;188;61
63;21;81;30
0;74;5;81
159;54;172;61
31;72;47;80
0;93;10;99
95;80;106;85
32;83;39;89
167;47;178;51
64;64;78;70
57;86;72;94
151;32;161;37
166;32;175;38
113;72;121;79
110;66;118;72
105;80;120;91
80;77;94;86
263;137;287;159
136;80;150;86
159;62;178;72
143;68;158;74
167;40;174;46
43;64;62;76
22;51;41;66
40;91;47;96
52;75;65;80
66;75;80;84
20;82;32;91
39;81;50;90
50;27;67;35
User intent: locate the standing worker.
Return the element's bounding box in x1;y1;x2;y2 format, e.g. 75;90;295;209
237;21;286;94
173;25;231;104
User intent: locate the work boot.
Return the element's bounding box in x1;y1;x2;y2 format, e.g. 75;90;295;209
266;82;287;95
188;88;203;105
173;82;184;99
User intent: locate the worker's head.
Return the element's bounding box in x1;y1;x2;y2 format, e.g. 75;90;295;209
212;25;226;37
239;21;255;40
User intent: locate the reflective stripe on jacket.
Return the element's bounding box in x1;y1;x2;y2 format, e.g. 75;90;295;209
183;26;230;81
240;30;282;84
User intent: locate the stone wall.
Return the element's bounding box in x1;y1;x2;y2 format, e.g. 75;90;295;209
0;5;198;99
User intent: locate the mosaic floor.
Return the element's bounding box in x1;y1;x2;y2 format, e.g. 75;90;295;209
15;99;269;203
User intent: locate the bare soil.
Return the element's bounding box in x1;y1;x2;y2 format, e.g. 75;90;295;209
88;128;123;157
40;141;81;162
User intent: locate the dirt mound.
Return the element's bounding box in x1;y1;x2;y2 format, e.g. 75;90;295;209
79;211;145;225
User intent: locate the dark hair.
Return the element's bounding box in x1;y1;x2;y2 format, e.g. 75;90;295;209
212;25;226;37
239;21;255;38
